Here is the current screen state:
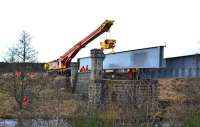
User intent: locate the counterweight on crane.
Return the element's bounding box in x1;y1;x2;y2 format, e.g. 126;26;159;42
44;19;115;73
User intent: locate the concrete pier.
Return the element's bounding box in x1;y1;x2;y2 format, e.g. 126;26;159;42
70;62;79;92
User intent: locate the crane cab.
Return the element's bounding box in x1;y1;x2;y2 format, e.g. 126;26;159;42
44;63;49;71
100;39;116;50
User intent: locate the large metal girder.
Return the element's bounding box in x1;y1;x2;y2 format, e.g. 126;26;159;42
78;46;165;70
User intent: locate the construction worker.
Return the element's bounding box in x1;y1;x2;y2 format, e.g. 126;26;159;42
85;65;89;72
15;70;22;77
136;68;140;80
22;96;29;109
133;69;137;80
80;66;86;72
128;69;134;80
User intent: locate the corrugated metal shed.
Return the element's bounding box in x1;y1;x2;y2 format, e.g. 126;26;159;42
165;54;200;69
140;54;200;79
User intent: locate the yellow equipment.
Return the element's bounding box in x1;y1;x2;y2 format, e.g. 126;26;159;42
44;63;49;71
100;39;116;50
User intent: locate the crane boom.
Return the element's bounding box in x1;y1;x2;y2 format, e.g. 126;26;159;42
45;20;114;72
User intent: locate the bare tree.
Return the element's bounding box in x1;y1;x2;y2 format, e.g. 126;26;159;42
3;30;38;108
1;31;39;126
3;46;16;63
4;30;38;64
15;30;38;63
10;31;38;108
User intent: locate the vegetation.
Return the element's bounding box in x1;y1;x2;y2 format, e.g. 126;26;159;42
67;102;113;127
159;78;200;127
184;112;200;127
0;31;40;126
70;118;112;127
2;30;38;109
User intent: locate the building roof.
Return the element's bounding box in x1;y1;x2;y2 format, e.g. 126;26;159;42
166;54;200;59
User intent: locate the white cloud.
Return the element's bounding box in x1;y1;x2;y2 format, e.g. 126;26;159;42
0;0;200;62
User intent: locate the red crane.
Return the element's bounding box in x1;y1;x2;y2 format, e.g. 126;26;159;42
44;20;114;73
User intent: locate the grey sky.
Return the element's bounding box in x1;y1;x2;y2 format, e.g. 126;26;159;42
0;0;200;62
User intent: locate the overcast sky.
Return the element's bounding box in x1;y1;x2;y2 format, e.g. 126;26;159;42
0;0;200;62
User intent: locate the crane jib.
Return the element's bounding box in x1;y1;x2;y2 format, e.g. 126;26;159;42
45;19;114;73
60;28;101;59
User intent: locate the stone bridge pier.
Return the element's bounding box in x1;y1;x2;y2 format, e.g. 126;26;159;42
70;62;79;93
89;49;105;105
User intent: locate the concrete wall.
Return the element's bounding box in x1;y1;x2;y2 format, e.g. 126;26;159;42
75;72;90;99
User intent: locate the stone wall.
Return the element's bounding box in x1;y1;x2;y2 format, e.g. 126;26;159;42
75;74;158;104
74;74;159;126
103;80;159;126
73;49;159;106
72;49;160;126
72;49;159;126
103;79;158;105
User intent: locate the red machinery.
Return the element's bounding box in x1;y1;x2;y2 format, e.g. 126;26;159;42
44;20;114;73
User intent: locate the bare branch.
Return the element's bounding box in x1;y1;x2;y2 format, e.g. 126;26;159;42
4;30;38;63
